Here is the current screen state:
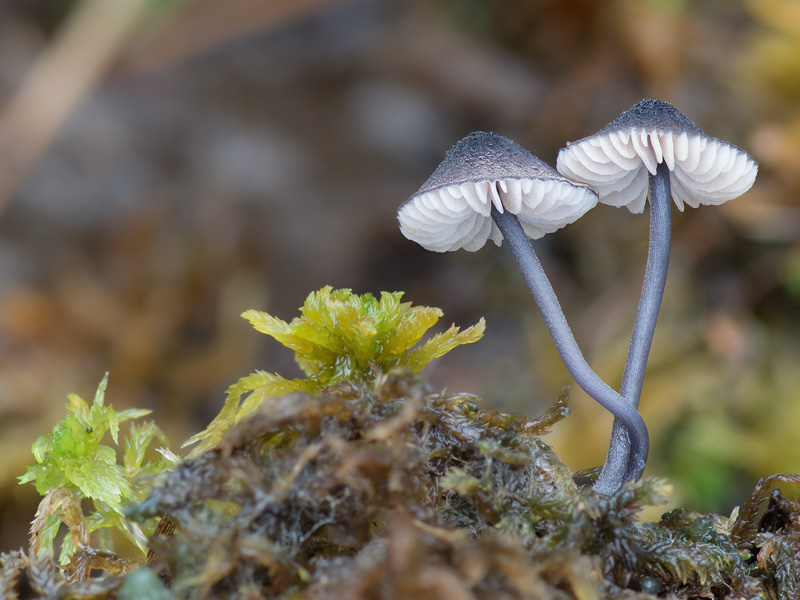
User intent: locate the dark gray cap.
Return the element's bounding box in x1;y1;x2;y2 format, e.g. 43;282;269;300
557;99;758;213
398;132;597;252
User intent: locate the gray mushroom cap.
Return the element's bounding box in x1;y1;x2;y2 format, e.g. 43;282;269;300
398;131;598;252
556;99;759;213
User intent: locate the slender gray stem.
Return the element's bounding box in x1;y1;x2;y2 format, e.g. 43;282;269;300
491;203;649;484
593;162;672;494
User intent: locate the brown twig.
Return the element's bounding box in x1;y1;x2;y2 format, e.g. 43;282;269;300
0;0;148;214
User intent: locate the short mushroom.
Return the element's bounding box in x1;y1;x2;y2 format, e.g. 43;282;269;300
398;131;650;476
557;99;758;494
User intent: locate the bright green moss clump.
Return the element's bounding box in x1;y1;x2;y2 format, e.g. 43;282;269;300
18;374;177;571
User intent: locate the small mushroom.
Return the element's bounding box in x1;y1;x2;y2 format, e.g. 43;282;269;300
399;131;650;477
398;131;599;252
557;99;758;494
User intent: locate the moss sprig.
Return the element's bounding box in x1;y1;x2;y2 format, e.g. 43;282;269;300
183;286;485;457
18;374;176;568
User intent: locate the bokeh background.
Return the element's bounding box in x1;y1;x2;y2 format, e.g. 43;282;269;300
1;0;799;550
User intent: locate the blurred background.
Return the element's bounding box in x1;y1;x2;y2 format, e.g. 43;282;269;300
1;0;799;549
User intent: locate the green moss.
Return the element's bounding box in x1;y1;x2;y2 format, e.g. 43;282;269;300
18;374;176;566
10;288;800;599
183;286;485;458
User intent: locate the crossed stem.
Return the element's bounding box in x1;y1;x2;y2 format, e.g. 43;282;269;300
490;202;650;483
593;161;672;493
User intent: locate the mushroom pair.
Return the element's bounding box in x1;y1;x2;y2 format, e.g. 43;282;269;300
398;99;758;493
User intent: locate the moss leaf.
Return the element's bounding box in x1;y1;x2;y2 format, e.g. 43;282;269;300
402;318;486;372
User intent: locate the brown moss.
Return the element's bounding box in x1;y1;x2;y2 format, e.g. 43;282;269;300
121;371;800;599
132;370;579;597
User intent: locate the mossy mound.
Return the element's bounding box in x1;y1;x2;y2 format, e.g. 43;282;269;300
6;370;796;599
133;370;579;598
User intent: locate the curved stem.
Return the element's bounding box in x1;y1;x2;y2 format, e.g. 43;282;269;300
593;162;672;494
491;204;649;485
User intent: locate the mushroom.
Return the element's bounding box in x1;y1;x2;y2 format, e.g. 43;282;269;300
397;131;599;252
557;99;758;494
398;131;650;478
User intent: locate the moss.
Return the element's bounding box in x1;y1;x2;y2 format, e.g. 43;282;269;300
131;374;798;599
9;288;800;599
183;286;485;458
17;374;176;571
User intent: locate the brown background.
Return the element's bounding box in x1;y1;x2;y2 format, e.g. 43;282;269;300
1;0;799;551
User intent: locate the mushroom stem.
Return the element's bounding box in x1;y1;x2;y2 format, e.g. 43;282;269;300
593;161;672;494
490;204;650;481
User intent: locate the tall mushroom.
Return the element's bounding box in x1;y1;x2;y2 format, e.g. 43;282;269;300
398;131;650;478
557;99;758;494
